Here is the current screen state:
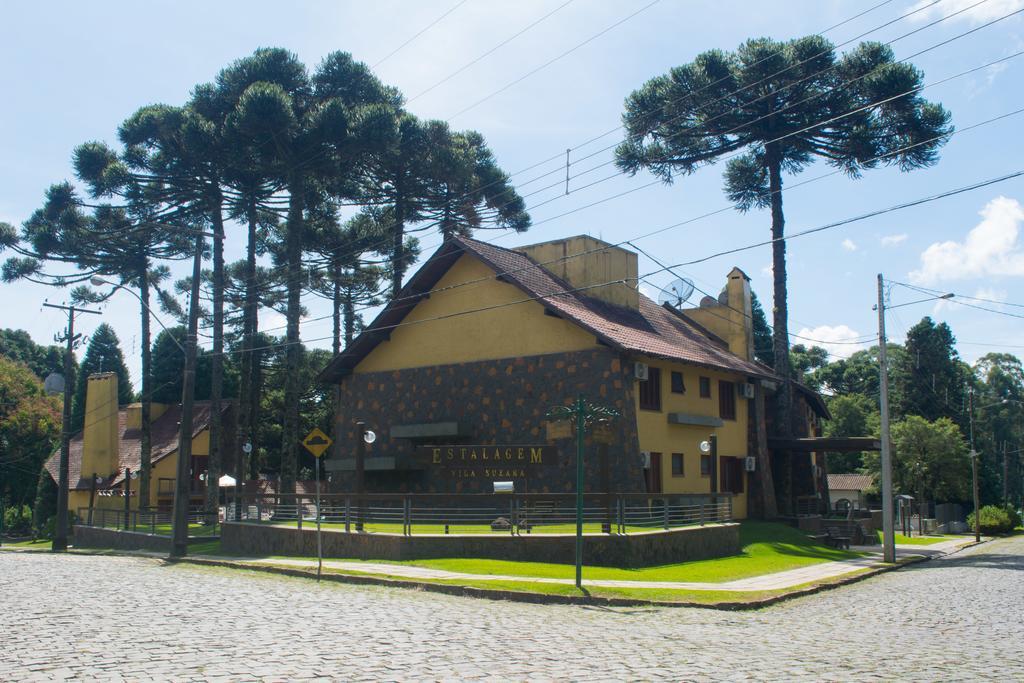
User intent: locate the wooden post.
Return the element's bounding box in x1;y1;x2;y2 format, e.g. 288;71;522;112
123;468;131;530
88;473;97;526
600;442;612;534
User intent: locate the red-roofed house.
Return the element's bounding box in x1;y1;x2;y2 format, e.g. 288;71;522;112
44;372;234;516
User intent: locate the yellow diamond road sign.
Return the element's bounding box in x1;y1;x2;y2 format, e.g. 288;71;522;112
302;427;333;458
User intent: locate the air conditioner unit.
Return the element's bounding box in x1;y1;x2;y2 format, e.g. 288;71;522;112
634;362;649;381
740;382;756;399
640;451;651;469
744;456;756;472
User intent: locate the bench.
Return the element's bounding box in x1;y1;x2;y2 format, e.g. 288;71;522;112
824;526;852;550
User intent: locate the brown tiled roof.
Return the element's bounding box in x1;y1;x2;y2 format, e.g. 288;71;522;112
320;236;776;381
43;402;219;491
828;474;875;492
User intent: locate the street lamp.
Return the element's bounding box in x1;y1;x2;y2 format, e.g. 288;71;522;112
353;422;376;532
89;276;184;353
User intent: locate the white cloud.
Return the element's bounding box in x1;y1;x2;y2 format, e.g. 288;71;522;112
841;238;857;252
910;196;1024;284
908;0;1024;24
986;61;1009;86
761;263;773;278
795;324;869;359
638;283;658;301
881;233;908;247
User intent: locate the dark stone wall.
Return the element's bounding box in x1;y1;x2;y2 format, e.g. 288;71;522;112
221;521;740;567
328;349;646;495
73;525;172;552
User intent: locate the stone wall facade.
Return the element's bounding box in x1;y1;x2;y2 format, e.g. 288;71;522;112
328;349;646;495
221;522;740;567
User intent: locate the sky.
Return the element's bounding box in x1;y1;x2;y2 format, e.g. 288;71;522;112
2;0;1023;391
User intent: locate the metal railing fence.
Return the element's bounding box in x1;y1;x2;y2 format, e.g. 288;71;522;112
76;506;219;538
223;492;733;536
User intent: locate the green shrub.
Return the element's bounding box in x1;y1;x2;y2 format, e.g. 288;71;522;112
1004;505;1022;530
3;505;33;536
967;505;1014;535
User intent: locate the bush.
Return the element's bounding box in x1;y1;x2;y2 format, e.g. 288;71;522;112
3;504;33;536
1004;505;1022;530
967;505;1014;535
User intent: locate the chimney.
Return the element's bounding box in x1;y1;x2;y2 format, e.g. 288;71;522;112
514;235;639;310
80;373;121;478
681;267;754;361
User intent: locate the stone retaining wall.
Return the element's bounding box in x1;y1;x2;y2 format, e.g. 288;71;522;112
221;522;739;567
73;525;174;553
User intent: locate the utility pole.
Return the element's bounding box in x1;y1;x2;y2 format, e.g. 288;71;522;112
1002;441;1008;505
876;274;896;563
44;302;101;552
171;236;204;558
968;386;981;543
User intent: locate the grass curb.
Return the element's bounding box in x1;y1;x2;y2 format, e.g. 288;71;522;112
169;552;929;611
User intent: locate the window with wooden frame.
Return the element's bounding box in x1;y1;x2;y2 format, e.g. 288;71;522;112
671;371;685;394
699;376;711;398
719;380;736;420
721;457;745;494
671;453;685;477
638;366;662;411
700;453;713;477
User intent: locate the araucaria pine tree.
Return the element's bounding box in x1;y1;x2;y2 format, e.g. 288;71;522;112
615;36;951;510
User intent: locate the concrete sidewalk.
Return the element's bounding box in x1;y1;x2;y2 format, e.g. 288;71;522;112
202;536;975;592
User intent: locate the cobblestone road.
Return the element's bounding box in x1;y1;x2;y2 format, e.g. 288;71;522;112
2;536;1022;681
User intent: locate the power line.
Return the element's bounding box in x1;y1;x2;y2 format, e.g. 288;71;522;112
257;9;1024;301
250;106;1024;339
217;166;1024;362
447;0;663;120
371;0;470;68
141;0;981;304
407;0;578;103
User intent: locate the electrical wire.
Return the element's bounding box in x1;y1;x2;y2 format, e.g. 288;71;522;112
371;0;470;68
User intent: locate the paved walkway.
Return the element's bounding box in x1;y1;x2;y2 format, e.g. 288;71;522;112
201;536;974;592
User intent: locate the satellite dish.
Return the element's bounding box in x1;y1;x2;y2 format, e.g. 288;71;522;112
658;278;695;309
44;373;65;395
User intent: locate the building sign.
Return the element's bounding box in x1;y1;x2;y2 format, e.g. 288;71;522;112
415;445;556;480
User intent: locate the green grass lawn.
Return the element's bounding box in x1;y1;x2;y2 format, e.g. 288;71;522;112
1;538;51;549
262;520;669;535
878;531;958;546
382;521;864;583
207;521;864;585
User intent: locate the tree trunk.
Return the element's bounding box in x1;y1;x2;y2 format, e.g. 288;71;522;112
766;144;795;514
752;382;777;519
332;256;342;357
281;175;305;494
249;344;262;481
138;263;152;510
206;193;225;518
236;203;258;505
343;284;355;349
390;189;406;299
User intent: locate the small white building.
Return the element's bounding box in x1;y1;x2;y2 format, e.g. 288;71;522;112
827;474;874;511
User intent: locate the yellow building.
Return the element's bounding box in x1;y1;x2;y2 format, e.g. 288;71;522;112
44;372;231;516
320;235;829;519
